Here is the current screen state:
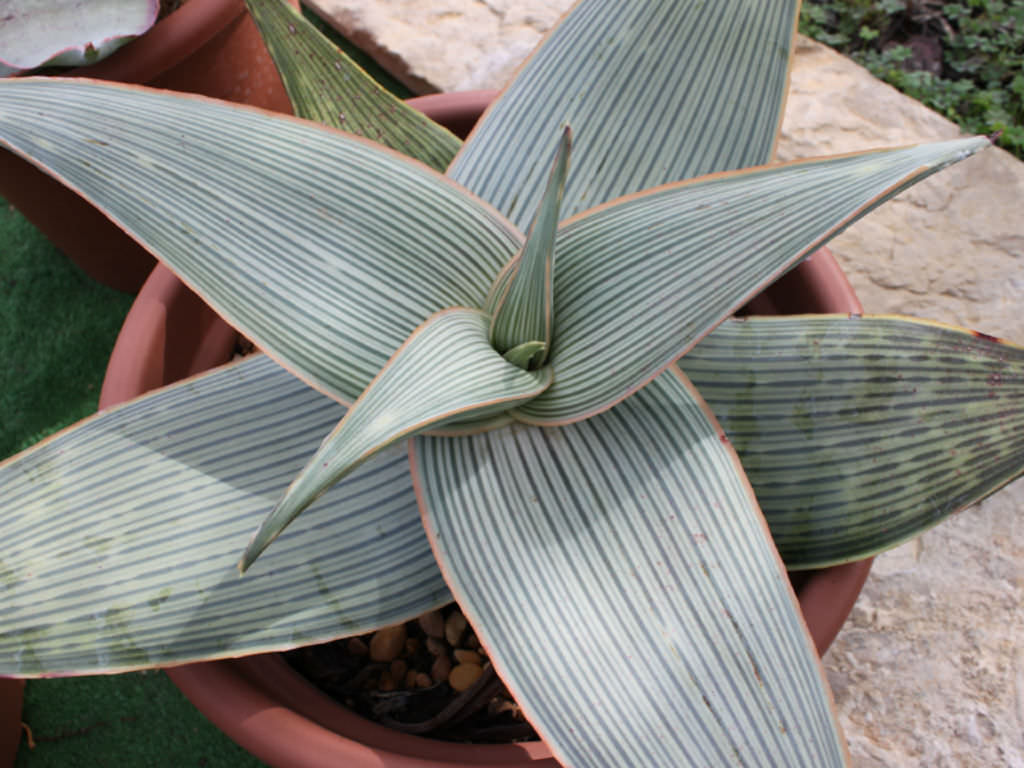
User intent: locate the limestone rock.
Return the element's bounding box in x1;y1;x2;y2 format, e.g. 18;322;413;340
303;3;1024;764
305;0;568;93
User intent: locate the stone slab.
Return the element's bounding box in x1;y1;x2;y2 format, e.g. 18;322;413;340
307;1;1024;763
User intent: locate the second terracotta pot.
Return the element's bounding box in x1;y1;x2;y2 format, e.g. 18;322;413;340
99;91;872;767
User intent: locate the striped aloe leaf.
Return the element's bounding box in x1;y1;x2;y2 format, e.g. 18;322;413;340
0;78;522;405
243;0;460;171
514;137;990;425
449;0;799;227
241;308;553;570
414;369;848;767
0;355;448;676
488;127;572;368
681;315;1024;569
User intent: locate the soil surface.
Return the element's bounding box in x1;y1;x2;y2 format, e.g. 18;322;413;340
285;606;539;743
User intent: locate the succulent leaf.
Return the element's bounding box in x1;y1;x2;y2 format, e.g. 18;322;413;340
681;314;1024;568
513;137;991;425
243;0;460;171
414;368;847;767
488;126;571;365
0;78;523;404
449;0;800;227
0;355;448;676
241;308;553;570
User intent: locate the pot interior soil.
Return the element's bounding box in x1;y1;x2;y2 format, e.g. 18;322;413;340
284;562;839;745
285;606;538;744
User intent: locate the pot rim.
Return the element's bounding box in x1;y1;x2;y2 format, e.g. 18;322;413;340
71;0;246;84
101;90;872;767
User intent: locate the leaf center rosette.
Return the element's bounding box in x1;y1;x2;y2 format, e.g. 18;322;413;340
238;129;576;568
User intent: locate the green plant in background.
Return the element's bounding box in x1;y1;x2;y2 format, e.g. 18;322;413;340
0;0;159;77
801;0;1024;158
0;0;1021;764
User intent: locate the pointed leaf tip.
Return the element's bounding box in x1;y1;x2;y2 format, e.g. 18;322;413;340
517;135;992;425
683;314;1024;568
489;128;572;362
448;0;801;227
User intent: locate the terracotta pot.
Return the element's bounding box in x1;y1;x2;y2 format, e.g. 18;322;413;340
1;0;295;293
99;91;872;767
0;679;24;768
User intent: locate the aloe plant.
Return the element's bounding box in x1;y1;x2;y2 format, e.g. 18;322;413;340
0;0;159;77
0;0;1020;764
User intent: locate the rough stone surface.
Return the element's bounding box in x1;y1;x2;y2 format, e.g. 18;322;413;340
306;0;566;93
306;2;1024;763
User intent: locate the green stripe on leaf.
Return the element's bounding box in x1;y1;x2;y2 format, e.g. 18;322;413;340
0;78;522;405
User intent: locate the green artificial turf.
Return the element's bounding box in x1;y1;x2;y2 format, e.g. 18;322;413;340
0;200;134;458
15;673;264;768
1;197;265;766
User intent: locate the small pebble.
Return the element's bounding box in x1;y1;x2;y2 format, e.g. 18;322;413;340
369;624;408;662
453;649;482;665
417;610;445;639
430;654;452;684
444;611;468;647
347;637;368;656
415;673;432;688
404;669;418;689
425;636;447;657
448;662;483;692
378;672;396;692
